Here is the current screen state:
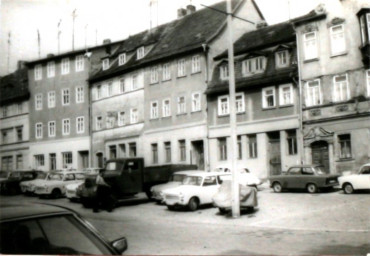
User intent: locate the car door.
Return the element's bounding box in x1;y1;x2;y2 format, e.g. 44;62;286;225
356;166;370;189
200;176;219;204
285;167;302;189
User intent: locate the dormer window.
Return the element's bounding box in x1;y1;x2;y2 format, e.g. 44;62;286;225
275;50;290;68
220;65;229;80
102;58;109;70
242;56;266;76
137;46;145;59
118;53;126;66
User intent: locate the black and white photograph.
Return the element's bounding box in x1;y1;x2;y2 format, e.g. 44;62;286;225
0;0;369;255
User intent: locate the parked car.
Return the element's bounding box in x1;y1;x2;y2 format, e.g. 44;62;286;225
338;163;370;194
213;179;258;214
66;168;101;201
150;170;199;202
20;171;49;195
0;203;127;255
163;171;231;211
0;170;39;195
214;165;262;187
269;165;340;193
34;171;85;198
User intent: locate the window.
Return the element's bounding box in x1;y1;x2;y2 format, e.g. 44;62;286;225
275;50;289;68
132;74;138;90
62;119;70;135
164;142;171;163
339;134;351;159
150;101;159;119
109;145;117;159
96;116;102;130
179;140;186;161
47;61;55;78
106;116;115;128
2;130;8;144
2;106;7;117
236;93;245;113
1;156;13;170
306;80;322;106
62;89;70;105
119;78;125;93
35;123;43;139
96;85;102;99
218;138;227;161
129;143;136;157
102;58;109;70
75;55;84;72
62;152;73;168
177;96;186;114
220;65;229;80
118;111;125;126
237;136;242;160
192;92;201;112
191;55;201;73
279;84;293;105
262;87;276;108
35;94;43;110
61;58;70;75
333;74;350;102
330;25;346;55
35;64;42;80
16;155;23;169
242;57;266;76
177;59;186;77
287;130;297;155
137;46;145;59
48;91;55;108
162;99;171;117
76;116;84;133
367;70;370;97
16;126;22;141
218;95;229;116
76;87;84;103
162;63;171;81
48;121;56;137
303;32;318;60
34;154;45;167
150;66;159;84
130;108;138;124
248;134;257;158
151;143;158;164
106;82;113;97
119;53;126;65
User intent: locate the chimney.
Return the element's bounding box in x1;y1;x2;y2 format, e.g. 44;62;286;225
186;5;196;15
103;39;111;45
177;8;186;18
47;53;55;58
17;60;27;70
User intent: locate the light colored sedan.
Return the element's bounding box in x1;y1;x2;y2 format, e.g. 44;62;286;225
214;165;262;187
339;163;370;194
163;171;230;211
20;171;49;194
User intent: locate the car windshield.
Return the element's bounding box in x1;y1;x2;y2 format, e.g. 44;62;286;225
0;171;10;178
314;166;325;174
48;173;63;181
170;174;186;182
36;172;47;179
182;176;203;186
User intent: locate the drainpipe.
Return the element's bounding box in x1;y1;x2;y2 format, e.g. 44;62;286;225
202;43;210;171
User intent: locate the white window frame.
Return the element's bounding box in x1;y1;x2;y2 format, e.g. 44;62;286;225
236;92;245;113
130;108;138;124
34;64;42;81
262;86;276;108
102;58;109;70
330;24;346;56
367;70;370;97
35;94;43;110
96;116;102;130
48;121;56;137
333;74;350;102
62;119;70;135
279;84;294;106
118;112;125;126
62;152;73;167
61;58;70;75
220;65;229;80
76;116;84;133
191;55;201;73
305;79;323;107
75;55;84;72
106;82;113;97
150;66;159;84
162;63;171;81
275;50;290;68
191;92;201;112
34;155;45;167
76;86;84;103
242;57;266;76
177;96;186;114
62;88;70;106
118;53;126;66
177;59;186;77
35;123;43;139
162;99;171;117
303;31;318;60
137;47;145;59
150;101;159;119
47;62;55;78
218;95;229;116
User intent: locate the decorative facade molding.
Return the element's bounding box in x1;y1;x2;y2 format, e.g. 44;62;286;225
304;126;334;146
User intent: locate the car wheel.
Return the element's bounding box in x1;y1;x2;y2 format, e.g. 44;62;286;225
188;197;199;211
343;183;354;194
218;208;228;214
307;183;317;193
272;182;282;193
51;188;62;198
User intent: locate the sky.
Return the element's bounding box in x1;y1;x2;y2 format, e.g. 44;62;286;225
0;0;320;76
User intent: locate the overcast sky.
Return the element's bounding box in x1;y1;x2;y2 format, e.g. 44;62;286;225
0;0;320;76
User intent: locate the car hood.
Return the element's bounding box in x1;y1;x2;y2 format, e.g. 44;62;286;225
20;178;42;186
163;185;198;194
35;180;65;186
151;182;182;192
66;182;84;190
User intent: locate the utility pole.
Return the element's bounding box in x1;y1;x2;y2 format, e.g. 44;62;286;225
84;24;88;49
95;28;98;46
72;9;77;50
226;0;240;218
57;19;62;54
7;32;11;73
37;29;41;58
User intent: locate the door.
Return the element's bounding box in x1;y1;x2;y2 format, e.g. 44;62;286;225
311;141;329;173
49;154;56;171
200;175;219;204
96;153;103;168
269;132;281;176
119;159;143;195
79;151;89;169
357;165;370;189
191;140;204;170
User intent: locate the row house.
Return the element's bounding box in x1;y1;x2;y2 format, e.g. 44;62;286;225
0;62;30;170
206;21;301;179
25;41;121;171
293;0;370;174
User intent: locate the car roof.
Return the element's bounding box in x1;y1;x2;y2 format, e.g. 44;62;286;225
0;203;72;222
361;163;370;167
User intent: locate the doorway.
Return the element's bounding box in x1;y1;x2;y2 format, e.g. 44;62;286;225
268;132;281;176
96;152;104;168
191;140;204;170
79;151;89;169
311;141;329;173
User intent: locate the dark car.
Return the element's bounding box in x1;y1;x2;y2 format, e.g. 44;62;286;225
269;165;340;193
0;170;39;195
0;203;127;255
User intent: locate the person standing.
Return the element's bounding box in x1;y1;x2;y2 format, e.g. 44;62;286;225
93;174;115;212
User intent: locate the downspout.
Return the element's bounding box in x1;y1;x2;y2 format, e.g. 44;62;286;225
202;43;210;171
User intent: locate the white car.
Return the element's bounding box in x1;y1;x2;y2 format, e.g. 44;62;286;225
65;168;101;201
214;165;262;187
34;171;85;198
20;171;49;194
163;171;231;211
338;163;370;194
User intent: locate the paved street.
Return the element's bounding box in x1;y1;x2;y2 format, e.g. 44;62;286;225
1;186;369;255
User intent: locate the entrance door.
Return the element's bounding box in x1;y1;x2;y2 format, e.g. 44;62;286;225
96;153;103;168
49;153;56;170
268;132;281;176
191;140;204;170
79;151;89;169
311;141;329;173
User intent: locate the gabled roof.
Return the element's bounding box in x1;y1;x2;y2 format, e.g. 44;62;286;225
0;68;29;106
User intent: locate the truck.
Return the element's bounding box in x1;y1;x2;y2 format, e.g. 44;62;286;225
78;157;197;207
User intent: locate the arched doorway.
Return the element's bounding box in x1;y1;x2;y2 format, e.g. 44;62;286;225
311;141;329;173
